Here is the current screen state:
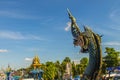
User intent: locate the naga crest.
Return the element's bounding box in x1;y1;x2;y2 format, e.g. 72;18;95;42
67;9;89;53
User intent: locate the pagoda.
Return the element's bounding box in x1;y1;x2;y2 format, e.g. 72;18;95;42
31;55;42;69
30;55;43;80
5;65;12;80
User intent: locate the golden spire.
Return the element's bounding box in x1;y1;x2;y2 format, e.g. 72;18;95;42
32;55;42;69
6;64;11;72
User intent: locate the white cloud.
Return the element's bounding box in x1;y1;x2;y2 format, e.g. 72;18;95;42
0;30;43;40
110;9;120;24
25;57;33;61
0;1;17;4
0;31;24;40
0;49;8;53
94;27;112;36
0;10;38;19
65;22;71;31
109;25;120;31
26;35;43;40
102;41;120;46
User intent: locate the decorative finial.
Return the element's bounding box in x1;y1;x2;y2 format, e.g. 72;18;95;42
67;8;73;19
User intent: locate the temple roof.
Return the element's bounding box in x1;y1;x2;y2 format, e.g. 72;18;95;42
31;55;41;68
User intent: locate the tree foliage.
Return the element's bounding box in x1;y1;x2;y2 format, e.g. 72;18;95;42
104;47;120;67
43;61;57;80
63;57;71;63
71;57;88;77
79;57;88;74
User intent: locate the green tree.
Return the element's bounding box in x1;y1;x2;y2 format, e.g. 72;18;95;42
118;58;120;65
101;61;107;74
54;60;61;80
63;57;71;63
43;61;57;80
80;57;88;74
104;47;120;67
76;64;81;75
72;57;88;77
71;62;76;77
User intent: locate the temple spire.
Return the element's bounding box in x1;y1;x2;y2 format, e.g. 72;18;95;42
32;55;42;69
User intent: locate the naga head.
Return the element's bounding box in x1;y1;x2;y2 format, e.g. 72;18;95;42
67;9;89;53
73;33;89;53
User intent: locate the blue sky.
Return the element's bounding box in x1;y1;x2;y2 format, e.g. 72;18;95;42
0;0;120;69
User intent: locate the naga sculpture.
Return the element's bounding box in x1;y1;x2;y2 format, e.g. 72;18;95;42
67;9;102;80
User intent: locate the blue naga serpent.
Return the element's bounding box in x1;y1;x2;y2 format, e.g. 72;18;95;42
67;9;102;80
